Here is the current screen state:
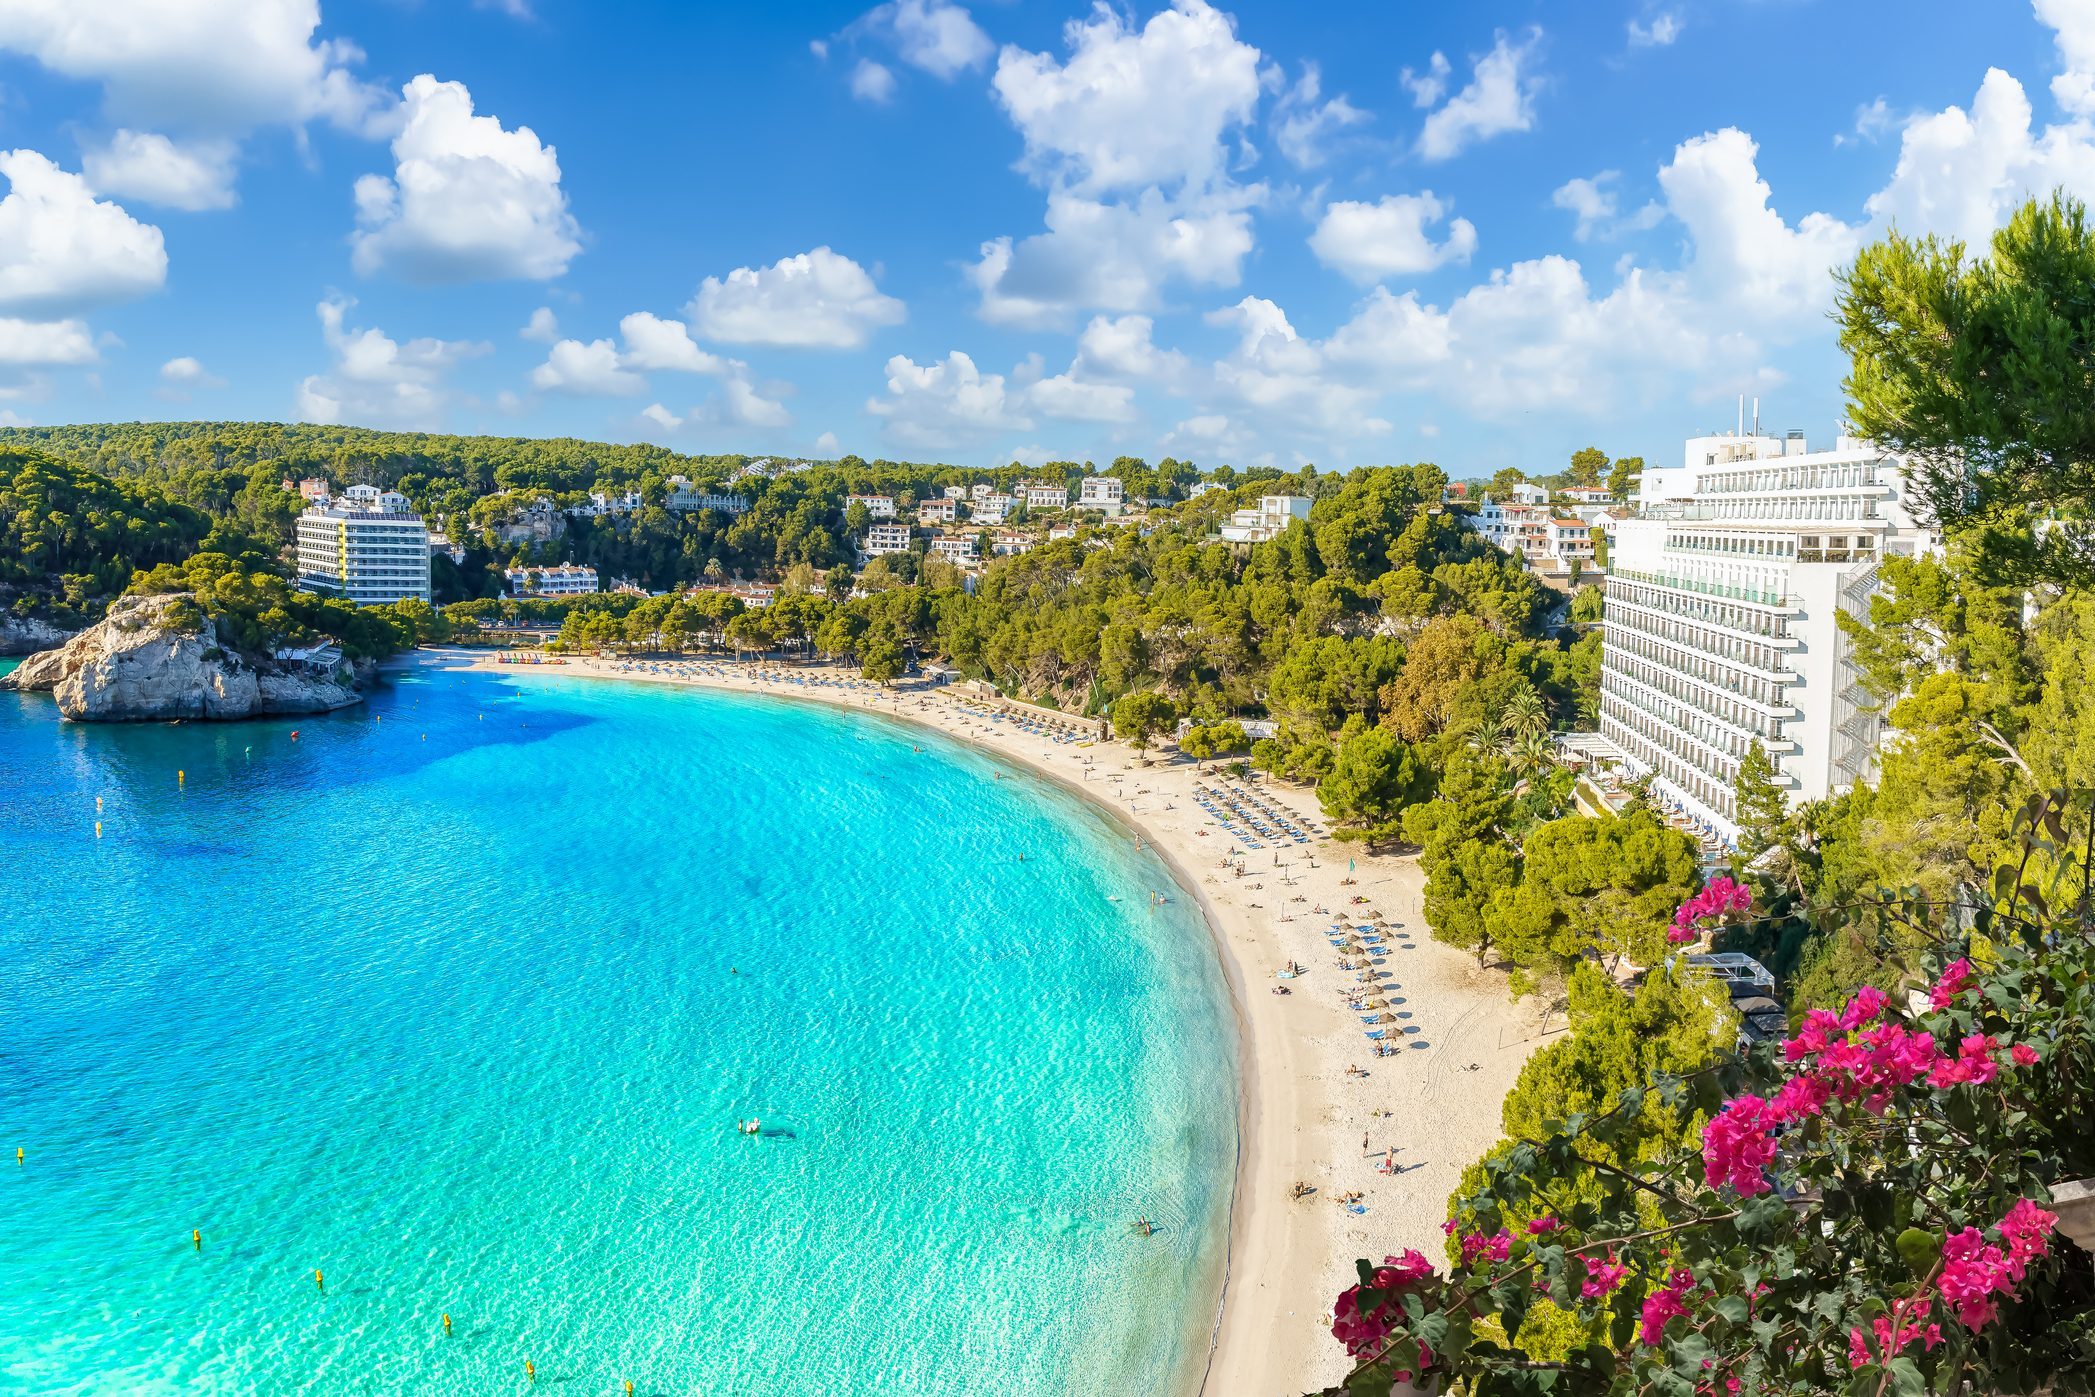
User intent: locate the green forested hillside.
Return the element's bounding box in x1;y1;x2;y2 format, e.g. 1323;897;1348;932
0;421;1273;590
0;448;224;624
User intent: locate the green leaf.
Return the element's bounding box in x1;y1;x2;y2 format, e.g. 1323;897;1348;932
1895;1227;1942;1279
1884;1355;1927;1396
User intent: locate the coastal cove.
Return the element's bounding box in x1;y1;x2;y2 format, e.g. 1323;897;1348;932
445;652;1548;1395
0;657;1239;1394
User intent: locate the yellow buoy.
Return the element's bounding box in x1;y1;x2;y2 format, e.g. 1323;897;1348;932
95;821;102;838
177;770;185;785
442;1312;451;1336
314;1269;324;1291
525;1359;535;1382
193;1229;201;1251
625;1383;633;1396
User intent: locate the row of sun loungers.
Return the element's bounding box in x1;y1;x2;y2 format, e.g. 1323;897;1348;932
1192;780;1315;847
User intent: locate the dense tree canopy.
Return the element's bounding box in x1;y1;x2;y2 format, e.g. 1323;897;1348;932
0;448;223;623
1839;192;2095;586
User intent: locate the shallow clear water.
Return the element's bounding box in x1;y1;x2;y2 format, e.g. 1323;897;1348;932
0;658;1237;1395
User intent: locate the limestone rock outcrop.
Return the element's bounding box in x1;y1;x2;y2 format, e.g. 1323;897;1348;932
0;592;367;722
0;612;74;656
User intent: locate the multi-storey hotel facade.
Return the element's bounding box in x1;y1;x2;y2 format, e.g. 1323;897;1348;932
295;485;433;606
1592;432;1936;845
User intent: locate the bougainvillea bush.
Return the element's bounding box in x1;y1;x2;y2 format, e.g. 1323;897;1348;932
1322;794;2095;1395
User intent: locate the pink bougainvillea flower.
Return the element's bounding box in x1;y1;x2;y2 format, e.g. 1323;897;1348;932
1331;1250;1439;1361
2010;1042;2040;1067
1702;1094;1780;1195
1525;1216;1561;1235
1929;957;1973;1011
1639;1269;1696;1345
1580;1251;1629;1299
1840;985;1889;1031
1459;1229;1513;1265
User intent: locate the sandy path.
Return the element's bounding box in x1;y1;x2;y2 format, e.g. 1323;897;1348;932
427;651;1549;1396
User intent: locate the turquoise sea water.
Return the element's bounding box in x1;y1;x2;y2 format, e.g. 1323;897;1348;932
0;657;1237;1395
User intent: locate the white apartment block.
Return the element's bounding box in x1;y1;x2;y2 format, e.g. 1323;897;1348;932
1219;495;1313;544
926;534;976;563
918;497;958;524
943;485;969;501
1508;481;1550;505
663;476;748;514
1469;501;1599;572
505;563;599;596
1548;516;1598;569
295;485;432;606
862;522;913;557
1473;500;1550;563
583;489;643;516
972;492;1016;524
848;493;896;519
1077;475;1125;516
970;483;994;499
1021;481;1070;509
1592;430;1936;845
992;531;1032;555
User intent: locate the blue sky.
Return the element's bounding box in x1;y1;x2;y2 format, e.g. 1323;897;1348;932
0;1;2084;474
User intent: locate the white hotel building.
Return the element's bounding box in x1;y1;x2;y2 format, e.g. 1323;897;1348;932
1591;431;1936;845
295;485;433;606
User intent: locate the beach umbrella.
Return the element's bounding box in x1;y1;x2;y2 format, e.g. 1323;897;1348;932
1362;997;1390;1009
1375;1012;1401;1024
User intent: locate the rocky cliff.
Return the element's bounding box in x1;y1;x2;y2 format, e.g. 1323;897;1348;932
0;612;75;656
0;592;369;722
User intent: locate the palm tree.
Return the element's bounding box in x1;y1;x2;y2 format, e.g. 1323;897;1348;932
1500;683;1549;743
1506;729;1556;784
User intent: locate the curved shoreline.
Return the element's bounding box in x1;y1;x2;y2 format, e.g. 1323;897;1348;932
419;650;1544;1396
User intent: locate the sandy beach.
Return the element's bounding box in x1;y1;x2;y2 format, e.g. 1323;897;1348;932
436;650;1549;1396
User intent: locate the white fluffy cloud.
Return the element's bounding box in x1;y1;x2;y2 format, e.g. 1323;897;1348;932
296;295;488;429
82;130;239;211
972;1;1270;328
991;0;1264;196
971;188;1256;328
2036;0;2095;115
351;75;582;284
1864;66;2095;249
1627;13;1683;48
686;247;904;349
835;0;992;93
519;306;559;343
867;350;1029;448
530;312;736;396
1551;170;1666;241
1663;128;1860;312
617;312;727;373
886;0;992;78
0;318;96;366
1075;313;1188;383
1310;193;1478;283
1417;29;1542;162
699;374;793;429
851;59;897;103
0;150;166;317
0;0;381;135
160;355;224;386
530;337;644;396
1401;51;1452;109
1271;63;1369;170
